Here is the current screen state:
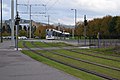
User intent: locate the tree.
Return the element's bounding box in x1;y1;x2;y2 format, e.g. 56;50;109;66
100;16;112;36
23;26;27;31
115;16;120;34
6;25;11;33
19;30;27;36
19;25;22;31
2;26;6;32
108;16;118;35
76;15;120;38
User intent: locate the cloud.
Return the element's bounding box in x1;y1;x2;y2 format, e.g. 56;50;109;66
2;0;120;25
76;0;118;13
0;3;10;19
16;0;120;15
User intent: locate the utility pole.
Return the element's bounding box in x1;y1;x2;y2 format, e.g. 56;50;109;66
29;5;32;38
15;0;17;48
48;15;50;27
0;0;3;43
11;0;14;46
16;0;17;13
45;15;50;28
71;9;77;39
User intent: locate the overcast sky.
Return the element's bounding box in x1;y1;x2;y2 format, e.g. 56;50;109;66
1;0;120;25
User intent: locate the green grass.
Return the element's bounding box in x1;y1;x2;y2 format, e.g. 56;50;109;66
91;47;120;56
46;42;74;47
18;41;34;48
34;42;74;47
33;42;50;47
18;41;73;48
21;50;104;80
54;49;120;69
84;47;120;55
38;50;120;79
73;48;120;61
18;41;25;48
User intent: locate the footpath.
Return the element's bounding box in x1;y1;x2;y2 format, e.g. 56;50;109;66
0;40;80;80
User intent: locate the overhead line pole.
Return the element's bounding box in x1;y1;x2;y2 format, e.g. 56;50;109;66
29;5;32;38
15;0;18;50
0;0;3;43
45;15;50;26
71;9;77;39
11;0;15;47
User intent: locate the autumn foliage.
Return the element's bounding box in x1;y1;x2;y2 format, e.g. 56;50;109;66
75;15;120;38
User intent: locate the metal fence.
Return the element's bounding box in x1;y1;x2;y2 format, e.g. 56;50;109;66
76;34;120;48
88;34;120;48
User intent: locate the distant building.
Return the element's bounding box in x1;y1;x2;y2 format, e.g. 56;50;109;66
0;20;8;31
1;19;47;32
5;19;30;29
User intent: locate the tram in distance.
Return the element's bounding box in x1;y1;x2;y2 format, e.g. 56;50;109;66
46;29;70;40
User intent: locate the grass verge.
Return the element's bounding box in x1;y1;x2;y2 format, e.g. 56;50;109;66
21;50;104;80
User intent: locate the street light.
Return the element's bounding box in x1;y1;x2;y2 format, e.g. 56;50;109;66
0;0;3;43
71;9;77;39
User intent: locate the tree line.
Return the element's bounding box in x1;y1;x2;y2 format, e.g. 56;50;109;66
75;15;120;39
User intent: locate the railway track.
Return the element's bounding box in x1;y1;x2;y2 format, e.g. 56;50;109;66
69;49;120;62
42;41;120;62
31;41;120;72
23;41;118;80
81;49;120;58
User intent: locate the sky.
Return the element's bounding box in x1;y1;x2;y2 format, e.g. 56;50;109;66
0;0;120;25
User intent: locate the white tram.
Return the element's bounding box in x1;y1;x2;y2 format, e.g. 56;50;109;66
46;29;70;40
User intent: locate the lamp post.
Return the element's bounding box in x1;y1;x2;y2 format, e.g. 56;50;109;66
0;0;3;43
71;9;77;39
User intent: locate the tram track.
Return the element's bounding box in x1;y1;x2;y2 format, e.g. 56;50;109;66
42;41;120;62
31;41;120;72
23;41;118;80
80;49;120;58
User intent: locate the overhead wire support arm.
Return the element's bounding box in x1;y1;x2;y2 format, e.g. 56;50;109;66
17;4;28;6
30;4;46;6
19;12;46;14
31;12;46;14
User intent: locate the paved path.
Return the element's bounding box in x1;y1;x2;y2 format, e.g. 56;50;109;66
0;40;80;80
